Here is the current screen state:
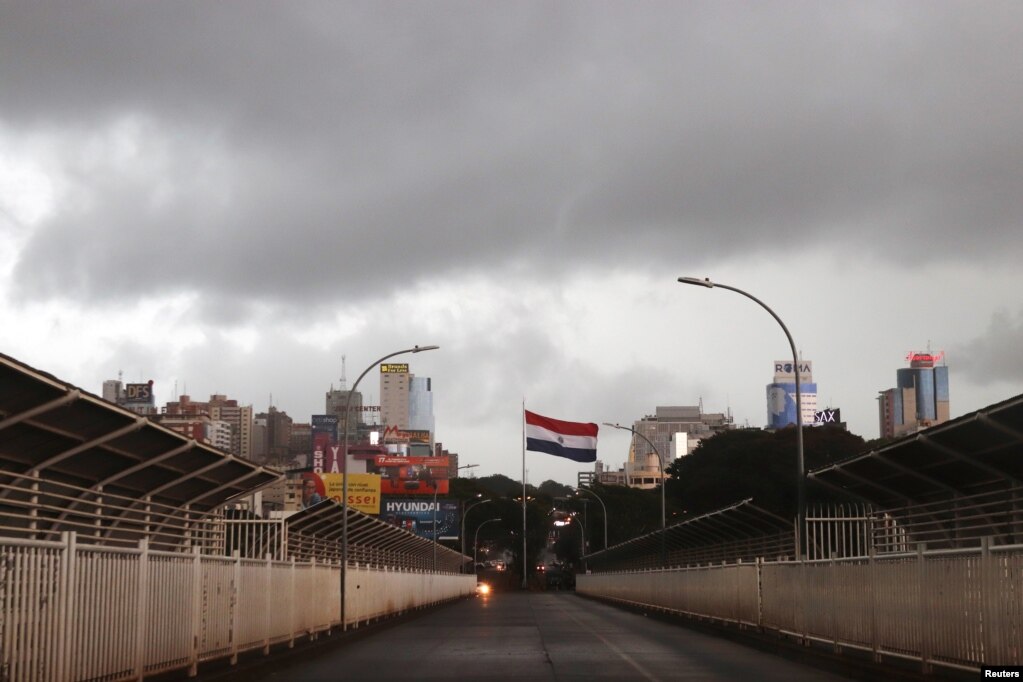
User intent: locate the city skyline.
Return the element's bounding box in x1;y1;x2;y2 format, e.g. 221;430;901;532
1;3;1021;486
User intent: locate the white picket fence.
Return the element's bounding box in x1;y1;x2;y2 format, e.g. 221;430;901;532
577;541;1023;673
0;533;475;682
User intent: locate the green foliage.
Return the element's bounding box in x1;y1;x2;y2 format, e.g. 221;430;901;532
475;473;535;498
537;479;574;498
666;426;867;519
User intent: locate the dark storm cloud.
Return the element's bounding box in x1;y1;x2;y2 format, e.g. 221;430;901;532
952;310;1023;385
3;2;1022;308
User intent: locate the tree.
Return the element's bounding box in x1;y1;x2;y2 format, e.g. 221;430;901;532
537;479;574;498
666;426;867;520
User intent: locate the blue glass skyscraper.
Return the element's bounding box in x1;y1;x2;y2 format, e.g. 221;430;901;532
879;352;950;438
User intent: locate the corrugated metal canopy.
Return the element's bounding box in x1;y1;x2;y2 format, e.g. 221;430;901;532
285;500;466;571
808;393;1023;507
0;352;281;541
585;499;795;571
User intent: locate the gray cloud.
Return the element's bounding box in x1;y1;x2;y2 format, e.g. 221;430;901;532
3;2;1022;312
952;309;1023;386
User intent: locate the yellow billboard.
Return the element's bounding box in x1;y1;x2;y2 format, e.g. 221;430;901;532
320;473;381;514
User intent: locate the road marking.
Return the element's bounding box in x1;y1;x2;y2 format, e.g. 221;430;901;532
551;600;663;682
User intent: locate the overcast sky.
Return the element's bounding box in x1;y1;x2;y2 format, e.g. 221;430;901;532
2;2;1021;486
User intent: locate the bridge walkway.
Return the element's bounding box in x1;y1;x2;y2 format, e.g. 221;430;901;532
231;591;856;682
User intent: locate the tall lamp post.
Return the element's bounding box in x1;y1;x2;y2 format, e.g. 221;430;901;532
433;463;478;571
461;497;492;573
603;422;666;566
575;486;608;550
339;345;439;628
678;276;806;560
473;518;502;569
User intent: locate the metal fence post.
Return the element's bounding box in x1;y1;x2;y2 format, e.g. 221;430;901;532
756;557;763;629
289;556;296;649
917;543;931;674
230;550;240;665
799;557;808;645
869;546;879;663
263;554;272;655
134;538;150;681
56;531;77;682
188;546;202;677
980;537;994;664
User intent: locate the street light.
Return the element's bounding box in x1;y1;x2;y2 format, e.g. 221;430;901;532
571;513;587;559
473;518;502;569
678;276;806;560
575;486;608;550
461;496;492;573
433;463;478;571
339;344;439;628
603;422;666;566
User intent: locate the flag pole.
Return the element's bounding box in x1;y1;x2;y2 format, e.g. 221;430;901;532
522;400;528;589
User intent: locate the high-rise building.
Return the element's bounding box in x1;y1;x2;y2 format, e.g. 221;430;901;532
260;406;293;465
209;396;253;461
290;422;312;459
102;379;123;404
766;360;818;429
380;363;411;431
162;394;254;460
158;413;232;451
408;376;434;436
627;405;735;489
251;416;268;461
878;351;950;438
326;386;363;436
102;376;157;416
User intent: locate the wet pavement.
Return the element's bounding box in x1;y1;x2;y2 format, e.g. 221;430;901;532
238;591;856;681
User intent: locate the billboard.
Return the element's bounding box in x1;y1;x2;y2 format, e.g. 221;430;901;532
381;498;460;541
311;414;339;441
300;472;326;509
381;425;431;444
814;408;842;425
907;350;944;368
379;363;409;374
373;455;449;495
773;361;813;383
766;382;818;429
311;440;345;474
123;381;154;404
301;472;381;514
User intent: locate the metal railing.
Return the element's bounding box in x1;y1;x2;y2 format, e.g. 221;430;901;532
805;488;1023;560
578;540;1023;673
583;499;796;572
0;473;229;553
0;532;475;682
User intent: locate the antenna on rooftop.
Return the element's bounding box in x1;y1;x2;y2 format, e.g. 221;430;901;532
340;354;347;390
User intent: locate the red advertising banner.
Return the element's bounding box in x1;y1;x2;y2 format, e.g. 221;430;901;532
372;455;449;495
312;433;344;474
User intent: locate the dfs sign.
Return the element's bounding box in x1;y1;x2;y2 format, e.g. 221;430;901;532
124;381;154;404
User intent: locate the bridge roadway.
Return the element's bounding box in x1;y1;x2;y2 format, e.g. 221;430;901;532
233;591;856;682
